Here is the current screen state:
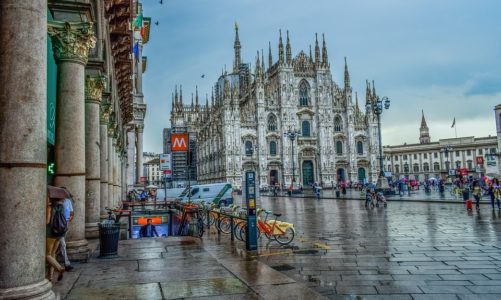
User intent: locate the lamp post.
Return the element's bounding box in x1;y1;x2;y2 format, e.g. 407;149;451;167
366;95;390;187
441;145;453;176
284;127;301;185
252;144;260;188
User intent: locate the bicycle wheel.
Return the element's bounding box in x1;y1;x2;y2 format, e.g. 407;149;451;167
238;224;246;241
274;227;295;245
217;217;232;234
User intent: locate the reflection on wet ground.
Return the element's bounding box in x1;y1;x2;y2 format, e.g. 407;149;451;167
55;196;501;299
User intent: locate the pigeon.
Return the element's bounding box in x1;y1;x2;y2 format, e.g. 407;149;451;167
201;74;205;78
155;21;159;26
159;0;163;4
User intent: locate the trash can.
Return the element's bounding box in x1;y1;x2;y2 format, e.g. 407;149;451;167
98;223;120;258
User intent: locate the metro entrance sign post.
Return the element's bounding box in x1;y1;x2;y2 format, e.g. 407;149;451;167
245;171;258;251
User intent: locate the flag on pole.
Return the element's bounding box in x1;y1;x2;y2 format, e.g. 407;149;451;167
133;42;139;61
451;117;456;128
132;13;143;29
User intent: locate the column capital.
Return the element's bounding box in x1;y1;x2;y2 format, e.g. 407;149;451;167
85;75;106;103
108;120;116;136
136;123;144;133
48;21;96;65
100;102;112;124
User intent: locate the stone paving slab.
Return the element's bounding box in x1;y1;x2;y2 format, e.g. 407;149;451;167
67;283;163;300
160;278;249;299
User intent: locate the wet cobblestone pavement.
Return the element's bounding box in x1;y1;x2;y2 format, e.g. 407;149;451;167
251;196;501;299
54;196;501;299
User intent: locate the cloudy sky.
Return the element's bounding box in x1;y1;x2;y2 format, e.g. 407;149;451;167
142;0;501;152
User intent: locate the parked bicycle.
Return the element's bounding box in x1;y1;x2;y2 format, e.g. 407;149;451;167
256;209;295;245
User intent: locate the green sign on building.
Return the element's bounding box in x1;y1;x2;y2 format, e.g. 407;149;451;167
47;10;57;145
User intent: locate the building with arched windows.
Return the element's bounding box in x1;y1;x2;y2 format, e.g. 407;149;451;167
172;26;382;189
383;111;498;181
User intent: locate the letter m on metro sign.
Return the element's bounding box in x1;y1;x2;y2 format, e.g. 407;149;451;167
171;133;189;152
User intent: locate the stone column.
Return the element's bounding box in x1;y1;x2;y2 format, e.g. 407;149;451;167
113;139;119;205
136;124;144;184
126;127;136;188
0;1;55;298
107;134;114;208
84;75;105;238
99;103;110;217
49;21;96;261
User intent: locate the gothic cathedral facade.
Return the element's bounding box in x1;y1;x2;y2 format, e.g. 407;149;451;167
171;26;382;190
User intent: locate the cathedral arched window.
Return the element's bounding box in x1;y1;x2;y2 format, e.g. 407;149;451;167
395;164;400;173
423;162;430;172
299;81;309;106
413;163;419;172
334;116;343;132
336;141;343;155
301;121;310;137
268;115;277;131
269;141;277;156
404;163;409;173
433;162;440;171
245;141;253;157
356;141;363;155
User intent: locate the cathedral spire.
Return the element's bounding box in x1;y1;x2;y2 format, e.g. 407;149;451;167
365;80;371;105
191;92;194;108
255;50;262;77
278;29;284;64
268;41;272;69
211;87;215;106
174;84;179;106
233;22;241;73
419;110;431;144
179;84;183;104
372;80;376;98
322;33;328;67
261;49;265;72
309;45;313;63
344;57;350;89
195;85;199;107
286;30;292;65
314;33;320;66
171;92;174;111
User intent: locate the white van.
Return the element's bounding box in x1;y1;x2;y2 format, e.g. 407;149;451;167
177;183;233;207
155;188;185;201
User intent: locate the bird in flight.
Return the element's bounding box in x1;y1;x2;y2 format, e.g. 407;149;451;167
159;0;163;4
201;74;205;78
155;21;159;26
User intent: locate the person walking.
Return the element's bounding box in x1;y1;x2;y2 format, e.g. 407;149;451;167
59;190;74;271
493;178;501;209
315;184;321;200
472;181;482;210
46;195;66;282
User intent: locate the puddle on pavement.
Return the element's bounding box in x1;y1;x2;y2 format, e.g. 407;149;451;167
271;264;296;271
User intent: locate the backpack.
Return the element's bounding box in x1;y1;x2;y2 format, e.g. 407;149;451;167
51;204;68;236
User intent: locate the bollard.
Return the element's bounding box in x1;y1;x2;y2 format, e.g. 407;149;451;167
217;211;221;236
230;216;234;241
207;209;210;230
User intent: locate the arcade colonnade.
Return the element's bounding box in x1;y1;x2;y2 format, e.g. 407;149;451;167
0;0;149;298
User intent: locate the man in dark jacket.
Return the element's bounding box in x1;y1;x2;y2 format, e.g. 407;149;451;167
140;219;159;238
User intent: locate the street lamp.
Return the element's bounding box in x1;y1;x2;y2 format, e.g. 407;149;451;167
441;145;453;175
284;127;301;185
366;95;390;187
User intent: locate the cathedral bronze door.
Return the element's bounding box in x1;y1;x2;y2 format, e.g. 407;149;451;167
358;167;366;183
302;160;314;186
